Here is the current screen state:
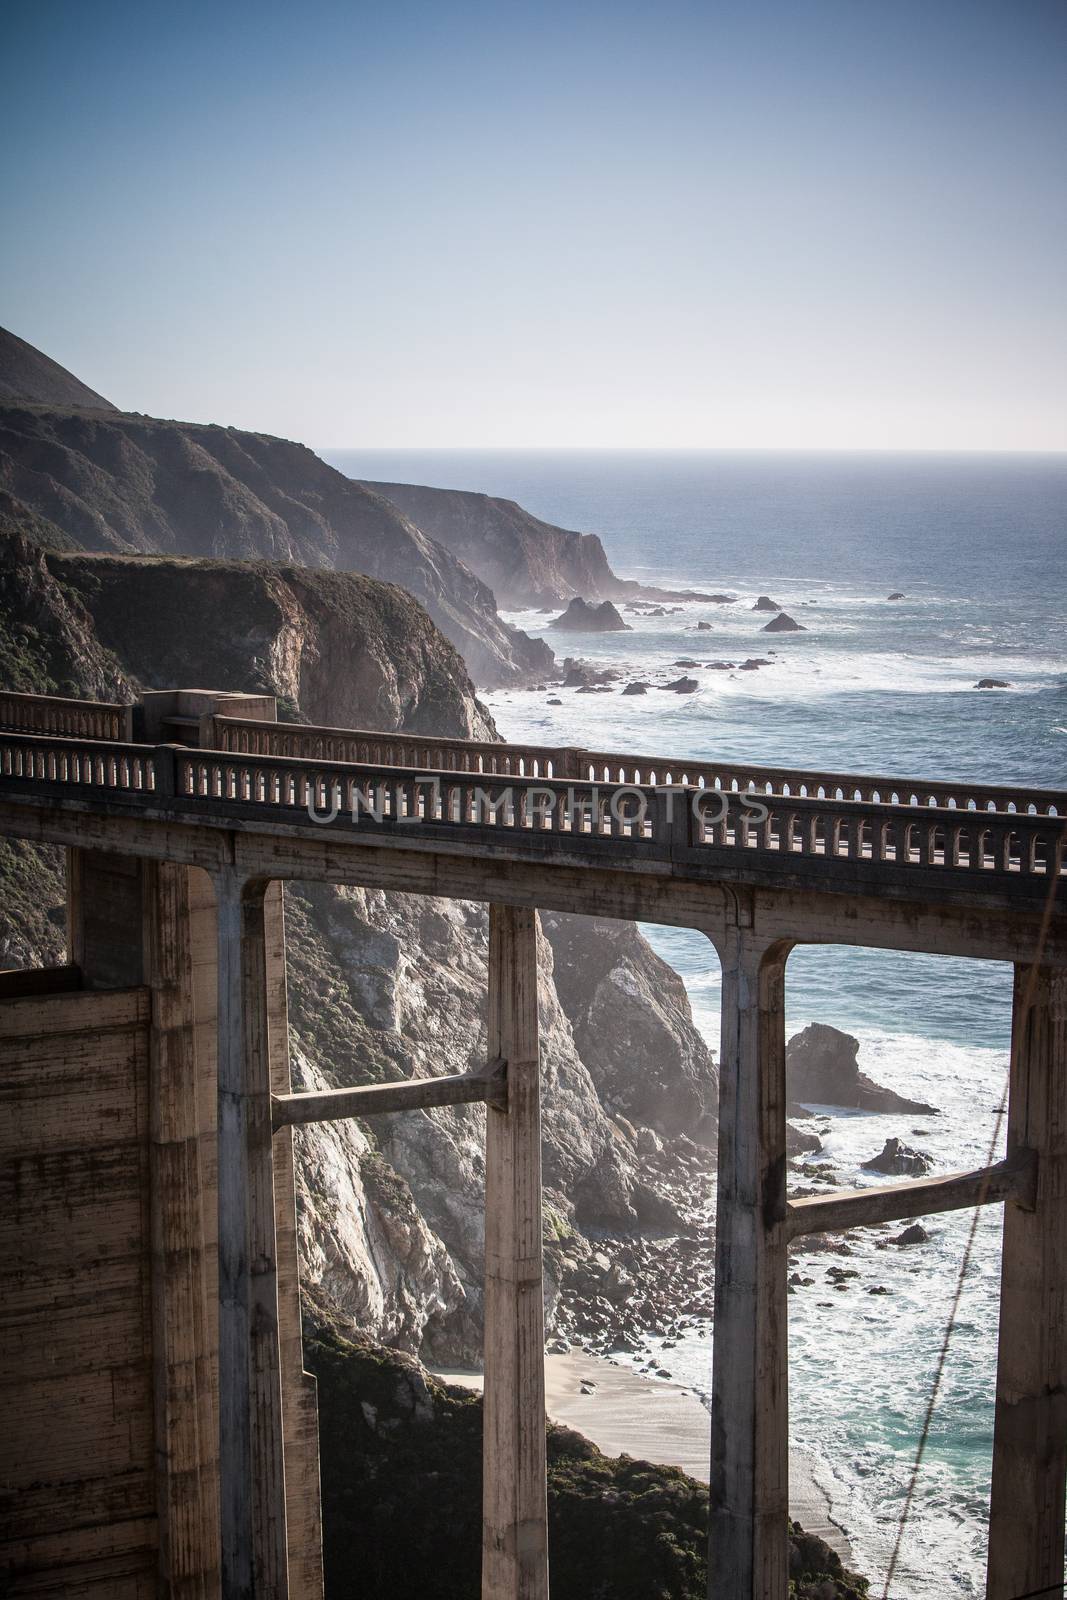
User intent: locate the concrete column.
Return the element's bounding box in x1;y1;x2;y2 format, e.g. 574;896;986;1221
215;871;289;1599
482;904;549;1600
987;964;1067;1600
142;859;217;1597
708;930;792;1600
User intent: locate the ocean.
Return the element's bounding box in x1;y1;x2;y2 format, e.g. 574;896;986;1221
326;448;1067;1597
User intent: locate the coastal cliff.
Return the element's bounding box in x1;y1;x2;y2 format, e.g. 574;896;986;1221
362;477;712;608
359;479;625;607
0;519;716;1363
0;393;551;686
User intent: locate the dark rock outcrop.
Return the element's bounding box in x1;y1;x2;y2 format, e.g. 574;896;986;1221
621;681;650;695
788;1123;823;1157
549;597;631;632
307;1317;869;1600
762;612;806;633
862;1138;933;1177
787;1023;939;1114
887;592;905;601
893;1223;930;1245
976;678;1011;689
664;675;699;693
752;595;781;612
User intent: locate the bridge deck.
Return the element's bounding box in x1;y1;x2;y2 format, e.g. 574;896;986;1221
0;693;1063;922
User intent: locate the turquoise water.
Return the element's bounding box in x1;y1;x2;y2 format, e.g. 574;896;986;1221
327;448;1067;1596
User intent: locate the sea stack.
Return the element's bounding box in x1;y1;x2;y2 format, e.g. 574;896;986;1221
762;611;806;633
549;597;632;631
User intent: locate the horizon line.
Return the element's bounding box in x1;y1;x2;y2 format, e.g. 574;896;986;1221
318;442;1067;457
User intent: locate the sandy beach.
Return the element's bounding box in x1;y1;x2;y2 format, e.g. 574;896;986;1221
433;1349;852;1562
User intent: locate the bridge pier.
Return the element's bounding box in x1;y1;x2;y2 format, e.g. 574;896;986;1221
483;904;549;1600
987;964;1067;1600
708;930;792;1600
215;873;289;1598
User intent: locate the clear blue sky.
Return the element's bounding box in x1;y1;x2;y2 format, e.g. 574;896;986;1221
2;0;1065;449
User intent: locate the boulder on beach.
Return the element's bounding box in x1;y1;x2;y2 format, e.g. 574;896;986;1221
752;595;781;612
762;611;806;633
664;676;699;693
550;597;632;632
976;678;1011;689
862;1137;933;1177
786;1023;939;1114
787;1122;823;1157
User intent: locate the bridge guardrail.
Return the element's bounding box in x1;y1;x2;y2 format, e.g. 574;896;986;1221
208;715;1063;819
2;730;1063;887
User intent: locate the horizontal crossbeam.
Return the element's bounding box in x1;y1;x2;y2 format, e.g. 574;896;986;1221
785;1146;1038;1241
271;1058;508;1129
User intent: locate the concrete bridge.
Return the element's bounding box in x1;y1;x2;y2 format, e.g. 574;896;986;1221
0;685;1064;1600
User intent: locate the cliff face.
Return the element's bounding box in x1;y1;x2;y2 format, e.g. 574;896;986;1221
42;549;495;738
0;401;552;686
360;480;625;607
0;526;717;1363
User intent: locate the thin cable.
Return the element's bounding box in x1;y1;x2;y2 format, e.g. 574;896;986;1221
880;828;1066;1600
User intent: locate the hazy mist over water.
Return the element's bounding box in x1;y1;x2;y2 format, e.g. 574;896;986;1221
327;447;1066;1594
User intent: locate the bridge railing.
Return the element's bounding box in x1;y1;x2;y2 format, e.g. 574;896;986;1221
0;731;159;793
2;693;1058;820
0;690;129;743
209;714;1062;819
175;747;1064;880
207;714;563;778
2;727;1063;885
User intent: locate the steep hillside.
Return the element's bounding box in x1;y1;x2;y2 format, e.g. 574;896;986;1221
0;399;551;686
307;1320;870;1600
361;479;623;606
0;326;116;411
0;523;717;1363
362;478;716;608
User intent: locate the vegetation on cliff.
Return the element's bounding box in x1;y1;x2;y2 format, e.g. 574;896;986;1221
307;1318;869;1600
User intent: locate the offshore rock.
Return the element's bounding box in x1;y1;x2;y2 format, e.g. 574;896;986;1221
762;611;806;633
787;1023;939;1115
862;1137;934;1177
550;597;632;632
